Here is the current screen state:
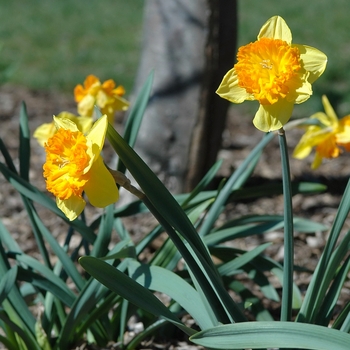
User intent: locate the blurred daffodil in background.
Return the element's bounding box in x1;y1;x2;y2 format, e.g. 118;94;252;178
34;112;93;147
43;114;119;220
74;74;129;123
216;15;327;132
293;95;350;169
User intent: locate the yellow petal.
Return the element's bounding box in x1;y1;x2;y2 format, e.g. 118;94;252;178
86;114;108;156
253;100;294;132
321;95;338;125
258;16;292;44
294;44;327;84
293;131;319;159
216;68;251;103
293;124;334;159
33;122;56;147
84;156;119;207
336;116;350;143
112;96;129;111
57;196;86;221
311;153;323;169
294;80;312;104
53;115;79;131
55;112;93;134
77;94;96;117
293;142;313;159
309;112;334;127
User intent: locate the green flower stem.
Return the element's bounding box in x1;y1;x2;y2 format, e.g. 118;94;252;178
278;127;294;322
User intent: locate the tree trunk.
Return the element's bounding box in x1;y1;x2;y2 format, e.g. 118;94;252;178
131;0;237;193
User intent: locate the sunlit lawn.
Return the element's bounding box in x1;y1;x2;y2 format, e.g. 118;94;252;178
0;0;143;93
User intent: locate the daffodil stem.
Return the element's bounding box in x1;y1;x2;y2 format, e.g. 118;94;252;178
108;167;146;200
278;127;294;322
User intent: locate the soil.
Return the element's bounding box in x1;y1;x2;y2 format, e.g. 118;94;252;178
0;84;349;349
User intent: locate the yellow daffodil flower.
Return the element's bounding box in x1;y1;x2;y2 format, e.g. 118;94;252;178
43;114;119;221
74;74;129;123
293;95;350;169
34;112;93;147
216;16;327;132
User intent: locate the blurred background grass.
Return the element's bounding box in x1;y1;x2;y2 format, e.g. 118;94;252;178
0;0;349;118
0;0;143;93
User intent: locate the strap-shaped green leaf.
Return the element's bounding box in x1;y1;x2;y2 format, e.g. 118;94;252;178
117;71;154;174
190;321;350;349
107;124;247;323
0;266;17;305
297;177;350;323
128;260;216;329
19;102;30;182
79;256;196;336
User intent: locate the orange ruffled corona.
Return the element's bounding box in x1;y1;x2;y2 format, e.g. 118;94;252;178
293;95;350;169
43;115;119;221
74;74;129;123
216;16;327;132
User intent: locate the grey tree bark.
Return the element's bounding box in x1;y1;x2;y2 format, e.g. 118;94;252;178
131;0;237;193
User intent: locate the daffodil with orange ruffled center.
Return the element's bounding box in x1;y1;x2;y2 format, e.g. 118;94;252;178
293;95;350;169
43;115;119;220
74;74;129;123
216;16;327;132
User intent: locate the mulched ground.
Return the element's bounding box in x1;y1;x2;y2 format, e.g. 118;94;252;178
0;84;349;349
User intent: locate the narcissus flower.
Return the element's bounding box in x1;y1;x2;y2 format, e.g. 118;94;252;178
216;16;327;132
34;112;93;147
74;74;129;123
293;95;350;169
43;114;119;221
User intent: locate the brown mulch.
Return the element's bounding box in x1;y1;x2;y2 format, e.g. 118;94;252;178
0;83;349;349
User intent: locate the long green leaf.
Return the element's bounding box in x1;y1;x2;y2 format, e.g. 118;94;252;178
297;177;350;323
107;124;246;323
19;102;30;182
79;256;196;336
0;333;17;350
29;208;85;291
0;240;36;335
217;243;271;276
128;260;215;329
190;321;350;349
181;159;223;207
122;71;153;147
199;132;274;237
117;70;154;174
14;254;76;305
0;266;17;305
0;309;41;350
316;255;350;325
91;204;114;257
16;267;75;307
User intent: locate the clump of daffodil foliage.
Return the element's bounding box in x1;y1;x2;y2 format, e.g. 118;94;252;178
1;16;350;350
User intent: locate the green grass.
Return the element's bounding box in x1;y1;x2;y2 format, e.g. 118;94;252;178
0;0;349;120
0;0;143;94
